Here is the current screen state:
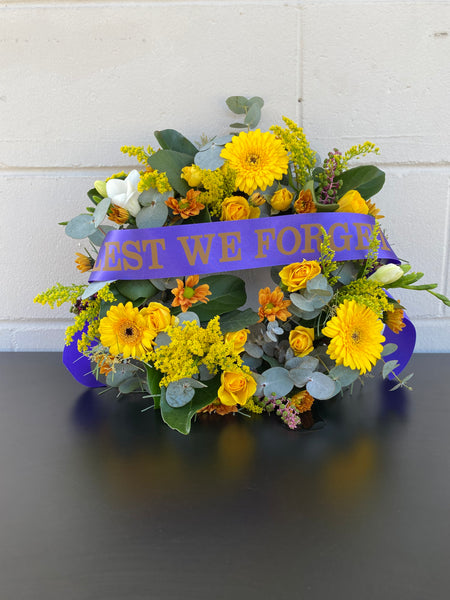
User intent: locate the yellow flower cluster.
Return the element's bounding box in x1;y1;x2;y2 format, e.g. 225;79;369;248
121;144;155;165
270;117;316;187
65;285;115;351
34;283;86;309
105;171;128;182
146;316;243;387
335;142;379;173
198;164;237;217
138;169;172;193
334;279;393;318
244;397;264;414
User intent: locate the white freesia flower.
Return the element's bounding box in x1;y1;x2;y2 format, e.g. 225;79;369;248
106;170;141;217
368;263;404;285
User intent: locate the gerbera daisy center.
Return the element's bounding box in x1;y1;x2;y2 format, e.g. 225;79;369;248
247;153;260;166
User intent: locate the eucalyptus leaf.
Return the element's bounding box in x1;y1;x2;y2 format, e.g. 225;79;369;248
242;354;263;370
328;364;360;387
381;343;398;357
226;96;249;115
93;197;111;228
258;367;294;399
290;293;315;311
81;280;115;300
160;374;221;435
65;214;97;239
88;225;116;247
382;360;399;379
194;144;225;170
245;342;264;359
145;365;163;407
244;102;261;128
166;380;196;408
154;332;171;347
177;311;201;326
139;189;172;207
288;367;314;388
135;202;168;229
306;372;339;400
230;123;247;129
119;377;142;394
106;363;139;387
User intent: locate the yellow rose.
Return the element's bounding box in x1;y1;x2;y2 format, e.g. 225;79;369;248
337;190;369;214
289;326;314;357
279;260;322;292
140;302;174;334
224;329;249;354
181;165;203;187
218;370;257;406
221;196;260;221
270;188;293;212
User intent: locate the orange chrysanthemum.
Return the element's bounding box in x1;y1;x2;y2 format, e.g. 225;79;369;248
385;305;406;334
258;286;292;322
289;390;315;413
75;253;93;273
294;189;317;213
171;275;211;312
108;204;129;225
165;189;205;219
198;400;239;416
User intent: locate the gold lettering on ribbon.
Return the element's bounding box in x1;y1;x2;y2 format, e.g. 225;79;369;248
102;241;122;271
142;239;165;270
378;230;390;251
177;234;215;266
122;240;143;271
218;232;241;262
354;223;372;250
277;226;302;256
301;223;322;254
329;222;352;251
254;228;276;258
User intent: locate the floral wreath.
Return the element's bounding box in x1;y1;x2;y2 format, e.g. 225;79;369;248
35;96;449;434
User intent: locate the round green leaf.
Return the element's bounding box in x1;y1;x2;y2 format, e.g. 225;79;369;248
65;214;97;239
135;202;168;229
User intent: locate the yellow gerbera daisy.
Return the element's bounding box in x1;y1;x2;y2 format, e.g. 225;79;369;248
99;302;156;359
322;299;385;375
220;129;289;195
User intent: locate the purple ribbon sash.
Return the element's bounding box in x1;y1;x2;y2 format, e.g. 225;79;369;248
89;213;398;282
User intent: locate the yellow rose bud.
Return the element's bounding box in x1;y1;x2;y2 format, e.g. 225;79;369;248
337;190;369;214
218;369;257;406
270;188;293;212
181;165;203;187
279;260;322;292
249;192;266;207
289;326;314;357
224;329;250;354
221;196;260;221
140;302;174;334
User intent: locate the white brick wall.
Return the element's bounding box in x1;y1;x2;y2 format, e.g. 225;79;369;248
1;0;449;352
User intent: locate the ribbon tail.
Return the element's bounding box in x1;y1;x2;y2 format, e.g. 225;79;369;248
62;329;105;388
383;312;416;380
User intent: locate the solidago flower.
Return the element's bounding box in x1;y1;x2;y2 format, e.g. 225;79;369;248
258;286;292;322
322;299;385;375
166;189;205;219
75;253;94;273
171;275;211;312
99;302;156;359
294;189;316;213
384;305;406;334
220;129;289;195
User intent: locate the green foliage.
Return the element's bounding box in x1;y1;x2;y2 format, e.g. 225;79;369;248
154;129;198;156
226;95;264;129
160;375;221;435
219;308;260;333
338;165;385;200
189;274;247;321
115;279;158;303
147;149;193;196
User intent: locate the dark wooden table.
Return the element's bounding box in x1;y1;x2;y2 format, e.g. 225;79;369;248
0;352;449;599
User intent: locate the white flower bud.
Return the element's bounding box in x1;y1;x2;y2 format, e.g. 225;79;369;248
368;264;404;285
